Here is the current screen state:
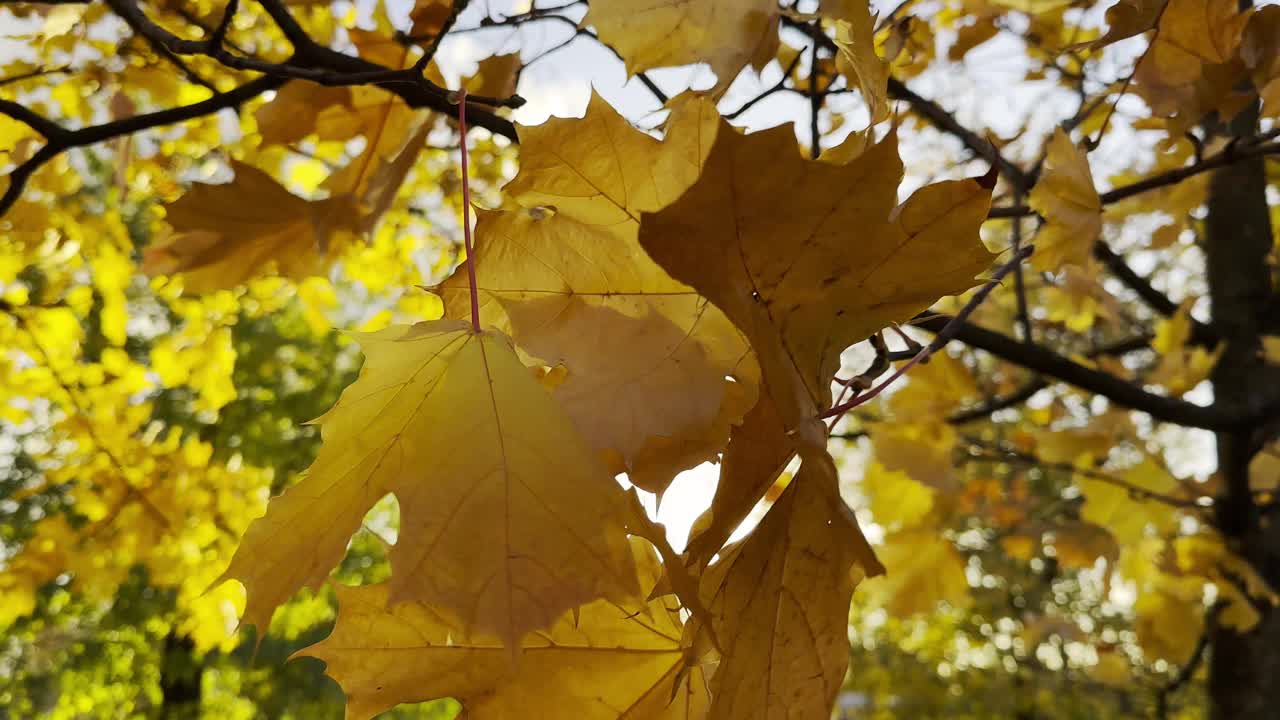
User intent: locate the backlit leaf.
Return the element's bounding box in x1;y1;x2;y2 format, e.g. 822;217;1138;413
584;0;779;91
699;455;873;720
306;543;707;720
221;321;641;647
831;2;891;124
146;160;356;292
1028;128;1101;272
639;122;994;424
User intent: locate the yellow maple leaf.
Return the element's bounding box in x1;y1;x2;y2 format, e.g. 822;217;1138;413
146;160;356;292
220;321;641;647
860;461;935;531
640;118;990;573
505;92;719;236
304;542;707;720
1148;300;1222;395
151;91;427;292
441;95;754;493
682;392;794;571
1250;444;1279;492
1134;585;1204;663
831;3;892;124
319;88;430;223
1028;128;1101;272
699;456;878;720
1134;0;1249;116
639;123;994;424
871;422;960;493
1242;8;1280;118
859;528;972;616
409;0;453;38
1078;459;1181;545
467;53;521;100
1074;0;1167;50
887;350;979;420
584;0;779;92
1052;521;1119;569
439;208;755;494
254;81;355;146
1089;650;1134;688
1173;533;1278;632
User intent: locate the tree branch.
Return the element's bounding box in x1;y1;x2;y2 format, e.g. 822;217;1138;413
989;139;1280;219
910;313;1269;431
1091;240;1217;344
103;0;520;133
963;439;1206;509
1;76;283;216
1155;605;1219;719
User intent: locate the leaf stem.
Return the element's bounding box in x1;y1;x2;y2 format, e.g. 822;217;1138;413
819;244;1034;420
457;87;481;333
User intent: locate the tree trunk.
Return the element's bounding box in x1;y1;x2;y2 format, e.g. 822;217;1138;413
159;632;202;719
1205;96;1280;719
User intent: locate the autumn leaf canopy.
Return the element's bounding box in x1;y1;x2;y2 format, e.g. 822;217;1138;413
5;0;1280;717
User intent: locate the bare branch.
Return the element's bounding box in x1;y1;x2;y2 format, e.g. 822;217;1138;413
989;140;1280;219
1;76;283;216
1154;605;1219;720
962;439;1205;509
910;312;1277;431
103;0;520;131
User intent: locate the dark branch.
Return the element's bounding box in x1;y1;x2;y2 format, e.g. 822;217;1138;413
948;378;1047;424
832;333;1163;439
1092;239;1216;343
116;5;217;91
1;76;283;216
989;140;1280;219
910;313;1270;431
963;439;1206;509
1154;605;1219;720
0;65;71;88
207;0;239;51
103;0;520;132
0;99;67;139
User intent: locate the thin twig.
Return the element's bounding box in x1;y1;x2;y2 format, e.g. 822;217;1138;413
908;311;1279;431
808;28;822;160
1154;604;1220;719
726;50;804;120
819;244;1035;420
1010;189;1033;343
989;140;1280;219
456;89;481;333
963;440;1204;509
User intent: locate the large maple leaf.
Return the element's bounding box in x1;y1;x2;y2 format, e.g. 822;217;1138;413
304;542;708;720
1028;128;1102;272
440;95;757;493
220;321;640;647
698;454;869;720
640;122;995;563
145;160;358;292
